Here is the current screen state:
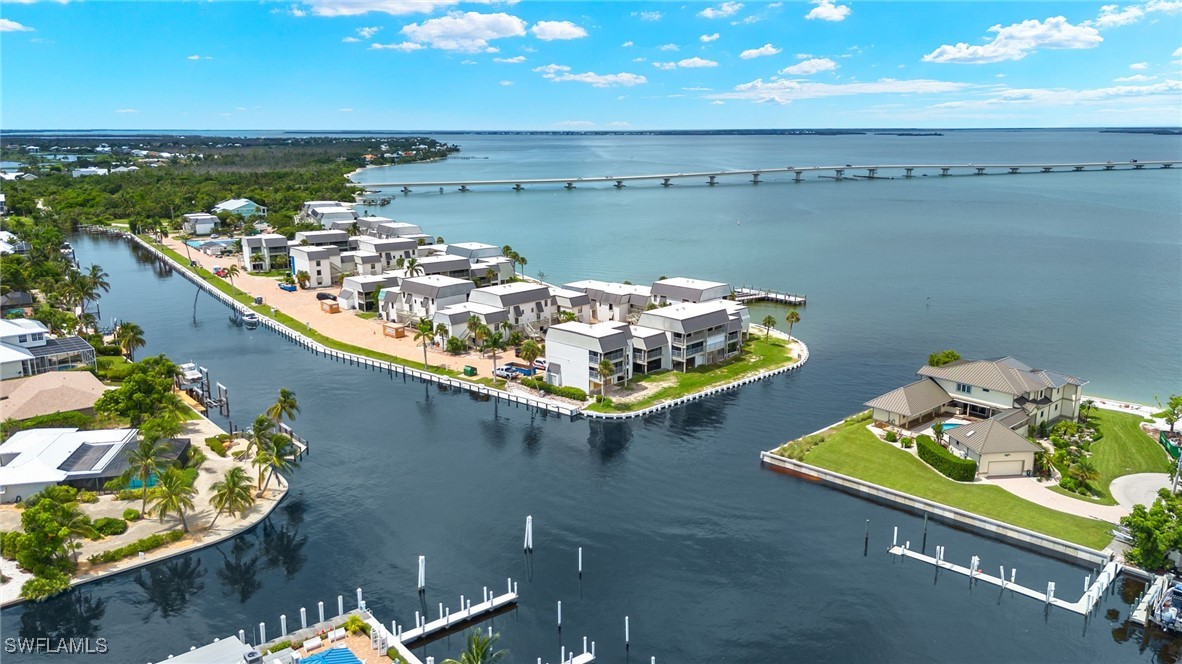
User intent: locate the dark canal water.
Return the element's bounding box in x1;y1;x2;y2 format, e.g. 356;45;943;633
2;230;1178;663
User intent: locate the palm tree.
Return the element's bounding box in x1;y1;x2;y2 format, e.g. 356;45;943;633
149;467;197;532
559;310;577;323
414;318;435;369
395;257;406;270
124;438;171;515
784;309;801;341
516;254;527;277
484;332;506;373
244;414;276;457
208;467;255;529
442;629;508;664
60;505;97;566
115;321;146;360
404;257;424;277
761;314;777;339
224;264;240;290
85;264;110;302
932;422;945;445
1070;456;1100;489
295;270;310;289
256;434;299;495
597;357;615;398
266;388;300;438
1080;398;1096;423
519;339;542;367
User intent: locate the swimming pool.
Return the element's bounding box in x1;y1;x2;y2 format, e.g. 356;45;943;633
185;238;237;248
940;422;966;430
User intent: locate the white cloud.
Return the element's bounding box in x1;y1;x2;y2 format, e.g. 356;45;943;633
1090;3;1144;29
494;55;525;63
699;2;743;19
621;40;634;47
710;77;973;104
632;57;647;63
306;1;462;17
115;109;138;114
711;100;725;105
1129;61;1148;70
795;53;813;59
922;16;1102;64
781;57;838;75
805;0;851;22
342;36;361;42
460;59;477;64
357;26;382;39
0;18;34;32
659;43;679;51
1173;46;1182;56
608;121;631;127
700;33;720;43
531;20;587;41
768;1;783;7
1114;74;1155;82
740;43;780;59
927;79;1182;111
555;120;596;127
547;70;648;87
632;10;662;22
186;54;213;60
682;86;714;91
534;63;570;76
401;11;526;52
371;41;424;51
500;80;513;86
339;108;353;112
287;5;307;17
653;57;719;70
731;16;761;25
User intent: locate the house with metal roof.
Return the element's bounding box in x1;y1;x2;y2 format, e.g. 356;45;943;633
946;418;1043;477
650;277;731;306
288;245;341;289
340;250;383;277
916;356;1088;429
544;321;632;394
629;325;669;375
446;241;502;260
390;275;474;322
212;198;267;219
242;233;290;272
0;428;146;502
294;230;351;249
468;283;554;332
551;287;592;323
635;300;744;371
413;254;471;279
0;318;96;380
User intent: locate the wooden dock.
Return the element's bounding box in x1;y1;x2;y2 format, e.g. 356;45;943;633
733;287;806;306
888;541;1121;616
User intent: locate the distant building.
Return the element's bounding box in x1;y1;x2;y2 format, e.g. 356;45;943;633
650;277;731;306
0;428;141;502
71;167;109;178
182;213;218;236
296;201;357;228
241;234;289;272
294;230;350;250
352;236;417;271
563;280;652;323
391;275;474;322
213;198;267;219
0;371;106;421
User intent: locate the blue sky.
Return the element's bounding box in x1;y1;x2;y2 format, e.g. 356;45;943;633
2;1;1179;129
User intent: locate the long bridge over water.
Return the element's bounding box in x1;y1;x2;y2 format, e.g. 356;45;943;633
362;159;1177;193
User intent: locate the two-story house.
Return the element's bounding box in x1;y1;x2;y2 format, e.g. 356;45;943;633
182;213;218;236
0;319;96;380
468;283;554;332
563;280;652;323
241;234;289;272
391;275;474;322
544;321;633;395
288;245;340;289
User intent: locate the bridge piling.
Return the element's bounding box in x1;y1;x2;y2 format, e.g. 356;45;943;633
941;168;951;176
905;168;914;178
751;173;761;184
794;170;803;182
707;175;717;185
513;183;524;191
662;178;672;187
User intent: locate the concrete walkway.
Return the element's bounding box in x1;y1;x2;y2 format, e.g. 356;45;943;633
989;473;1170;524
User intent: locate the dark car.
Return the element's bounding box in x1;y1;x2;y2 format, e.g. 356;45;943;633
315;292;337;301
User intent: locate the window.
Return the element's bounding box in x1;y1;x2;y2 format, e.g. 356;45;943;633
956;383;972;394
17;335;27;343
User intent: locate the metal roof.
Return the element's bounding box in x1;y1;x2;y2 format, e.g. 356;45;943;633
918;356;1086;395
863;378;951;417
948;418;1042;456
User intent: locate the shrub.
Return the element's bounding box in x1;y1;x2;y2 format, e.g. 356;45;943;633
342;614;370;635
116;488;148;502
77;490;99;504
95;345;123;356
123;508;142;521
446;336;467;354
87;530;185;565
520;377;587;401
884;431;899;443
265;640;293;654
20;570;71;601
205;436;229;457
387;648;409;664
916;434;977;481
1;531;23;560
12;411;94;432
774;432;829;461
93;517;128;537
901;437;914;449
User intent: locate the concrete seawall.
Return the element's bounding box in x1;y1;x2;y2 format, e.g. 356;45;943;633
760;450;1113;567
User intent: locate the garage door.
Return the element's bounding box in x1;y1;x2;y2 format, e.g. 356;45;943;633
987;460;1025;477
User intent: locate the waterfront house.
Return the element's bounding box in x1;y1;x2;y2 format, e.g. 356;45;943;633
352;236;418;269
0;428;190;503
338;274;399;311
392;275;474;322
0;318;96;380
635;300;744;371
446;241;502;261
294;229;351;249
372;221;427;240
544;321;632;395
182;213;218;236
564;280;652;323
470;256;515;284
213;198;266;219
468;282;554;333
339;250;383;276
432;302;511;342
551;287;592;323
650;277;731;306
109;165;139;174
0;371;106;421
288;245;341;289
945;418;1043;477
241;233;290;272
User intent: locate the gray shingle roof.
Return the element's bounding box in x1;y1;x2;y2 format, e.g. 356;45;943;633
863;378;951;417
948;418;1042;456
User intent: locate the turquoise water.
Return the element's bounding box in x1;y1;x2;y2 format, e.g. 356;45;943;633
941;422;964;431
354;131;1182;403
186;238;235;248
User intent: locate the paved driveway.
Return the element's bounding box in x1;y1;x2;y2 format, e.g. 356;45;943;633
1111;473;1171;511
989;473;1170;524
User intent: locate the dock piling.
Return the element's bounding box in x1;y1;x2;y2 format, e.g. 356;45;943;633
280;614;287;637
578;547;583;575
418;555;426;591
921;513;928;553
892;526;898;549
625;616;630;648
338;595;344;617
318;601;325;624
357;587;363;610
300;607;307;630
864;519;869;556
558;601;562;628
525;515;534;551
238;630;245;645
259;622;266;645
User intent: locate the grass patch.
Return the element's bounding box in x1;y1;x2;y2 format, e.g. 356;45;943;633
355;311;379;320
152;239;460;378
586;336;795;413
1049;409;1169;506
784;417;1115;549
95;355;135;382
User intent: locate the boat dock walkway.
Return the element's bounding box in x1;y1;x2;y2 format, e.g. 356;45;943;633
888;535;1121;617
362;160;1177;193
733;286;806;306
393;580;518;645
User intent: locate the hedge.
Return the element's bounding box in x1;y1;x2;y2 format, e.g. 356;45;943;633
266;640;293;654
93;517;128;537
87;530;185;565
116;488;148;502
916;434;977;481
1;531;22;560
205;436;229;457
520;377;587;401
11;411;95;433
78;490;99;503
123;508;142;521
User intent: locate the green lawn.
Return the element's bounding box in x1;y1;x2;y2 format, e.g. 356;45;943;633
1050;409;1170;506
151;239;460;378
94;355;134;382
787;418;1115;549
586;336;796;413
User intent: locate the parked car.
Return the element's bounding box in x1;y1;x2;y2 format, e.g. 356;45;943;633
493;366;518;380
532;358;548;371
316;292;337;301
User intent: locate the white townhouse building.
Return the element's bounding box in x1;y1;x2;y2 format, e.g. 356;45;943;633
635;300;744;372
288;245;340;289
414;254;472;279
629;325;670;375
0;318;96;380
297;202;357;228
182;213;218;236
432;302;511;342
468;283;554;332
550;287;592;323
339;250;383;276
338;274;400;311
649;277;731;306
390;275;474;322
294;230;350;249
564;280;652;323
352;236;418;270
241;234;289;272
544;321;633;395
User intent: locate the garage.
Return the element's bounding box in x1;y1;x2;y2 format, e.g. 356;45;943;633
986;459;1026;477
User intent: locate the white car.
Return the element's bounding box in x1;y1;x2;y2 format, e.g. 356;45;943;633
532;358;547;371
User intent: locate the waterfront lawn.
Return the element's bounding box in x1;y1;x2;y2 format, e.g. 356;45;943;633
586;336;795;413
152;239;460;378
788;419;1115;549
1049;409;1169;506
95;355;135;382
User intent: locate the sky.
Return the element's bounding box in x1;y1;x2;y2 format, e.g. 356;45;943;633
1;0;1180;129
